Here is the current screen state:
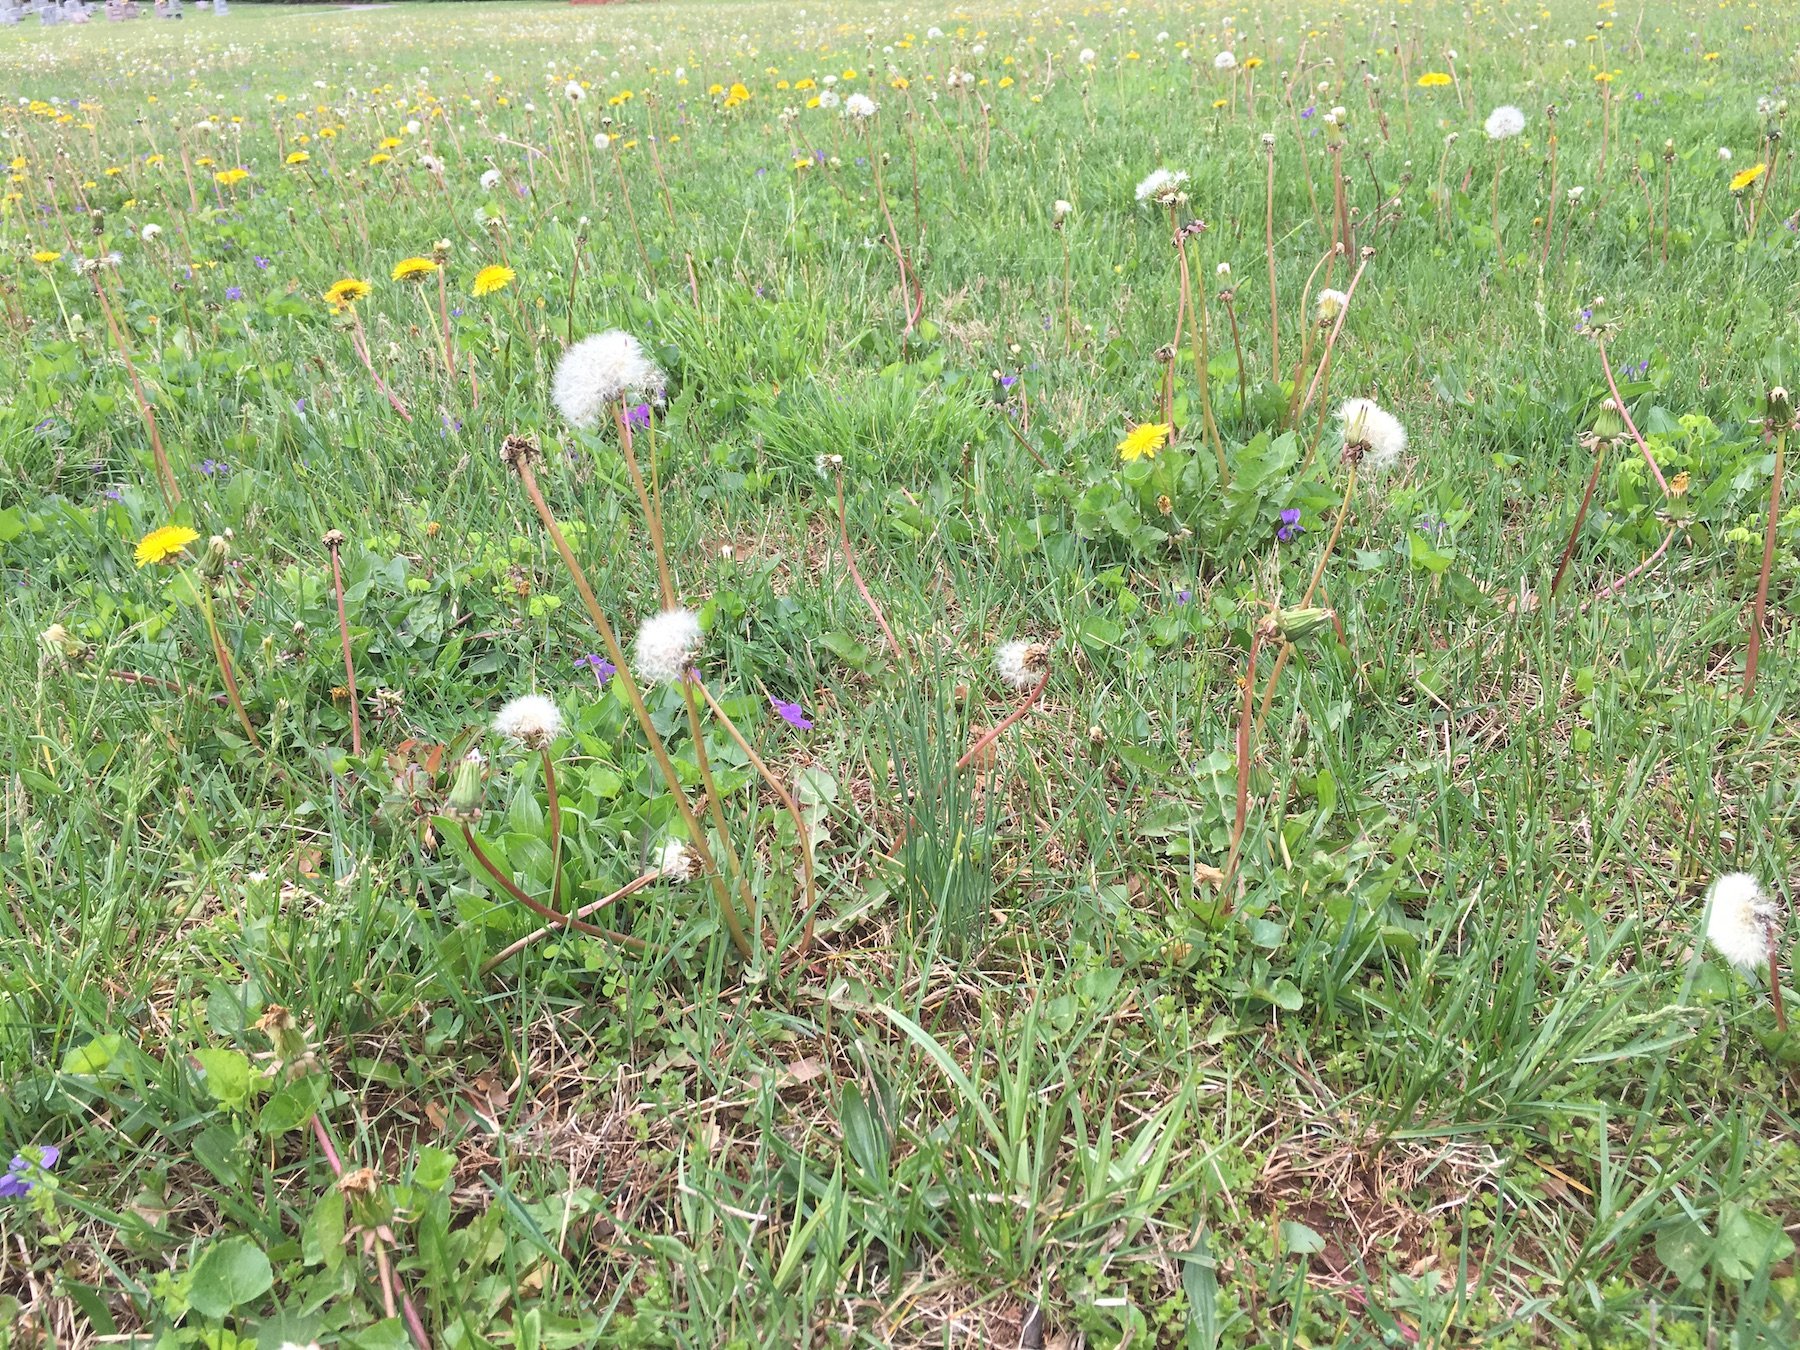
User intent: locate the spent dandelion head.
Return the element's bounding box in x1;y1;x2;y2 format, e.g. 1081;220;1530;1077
633;608;703;684
1314;287;1349;323
1337;397;1407;472
1484;104;1526;140
493;693;564;750
552;330;667;430
1706;872;1779;973
996;639;1051;691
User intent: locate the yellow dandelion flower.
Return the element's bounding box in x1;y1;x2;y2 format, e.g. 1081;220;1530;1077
1730;162;1766;192
1118;422;1172;463
391;256;439;282
1417;71;1453;88
1213;98;1229;109
369;153;393;166
285;150;311;165
1244;56;1264;69
214;167;249;186
135;524;200;567
471;264;514;297
324;278;372;306
32;249;62;264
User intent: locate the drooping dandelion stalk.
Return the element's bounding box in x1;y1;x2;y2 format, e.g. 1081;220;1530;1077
832;461;904;664
1219;618;1269;908
324;530;364;757
479;868;659;975
460;822;643;950
1744;387;1792;700
1549;435;1610;599
958;662;1050;773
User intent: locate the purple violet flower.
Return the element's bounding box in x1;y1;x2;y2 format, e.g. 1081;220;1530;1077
225;286;243;301
576;654;616;686
1276;508;1304;543
625;403;652;431
0;1145;59;1199
771;698;813;730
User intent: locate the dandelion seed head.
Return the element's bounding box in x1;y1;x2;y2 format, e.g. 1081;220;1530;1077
1337;397;1407;472
1484;104;1527;139
552;330;667;429
996;639;1051;691
656;839;698;881
1134;166;1189;205
1706;872;1778;973
493;693;564;749
633;608;703;684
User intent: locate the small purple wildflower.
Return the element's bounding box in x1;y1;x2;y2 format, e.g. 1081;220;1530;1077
625;403;652;431
771;698;813;730
1177;588;1194;605
576;653;616;686
1301;105;1315;118
104;488;124;502
198;459;229;477
1276;508;1304;543
254;255;269;270
225;286;243;301
0;1145;59;1199
998;374;1018;389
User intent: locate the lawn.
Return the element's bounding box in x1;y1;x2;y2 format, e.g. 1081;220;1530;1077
3;0;1799;1344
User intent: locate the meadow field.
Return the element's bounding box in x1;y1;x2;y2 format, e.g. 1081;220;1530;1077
2;0;1799;1343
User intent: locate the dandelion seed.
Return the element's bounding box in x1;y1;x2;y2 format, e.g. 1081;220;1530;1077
656;840;697;881
1314;288;1349;322
1052;198;1073;224
633;608;703;684
493;693;564;749
1706;873;1779;973
552;330;667;429
1134;167;1189;206
1337;397;1408;472
1213;50;1238;71
1484;104;1527;139
996;639;1051;691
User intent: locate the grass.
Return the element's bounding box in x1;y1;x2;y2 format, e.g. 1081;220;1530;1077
2;0;1799;1344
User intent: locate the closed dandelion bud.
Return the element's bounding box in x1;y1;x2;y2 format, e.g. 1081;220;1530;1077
1662;138;1676;162
1271;606;1334;645
1768;386;1794;432
338;1167;392;1230
1592;399;1625;441
432;238;451;263
445;750;486;822
202;534;231;580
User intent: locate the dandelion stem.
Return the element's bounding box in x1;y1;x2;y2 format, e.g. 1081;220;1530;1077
1265;140;1281;377
192;572;263;751
1220;625;1266;908
91;270;180;511
1596;338;1670;496
479;870;657;975
834;466;904;664
1768;928;1789;1033
1744;422;1786;700
695;680;818;942
460;822;644;949
678;681;761;944
1549;439;1608;599
326;535;363;757
613;401;678;608
510;455;754;959
957;665;1050;772
542;747;564;912
1257;460;1358;731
